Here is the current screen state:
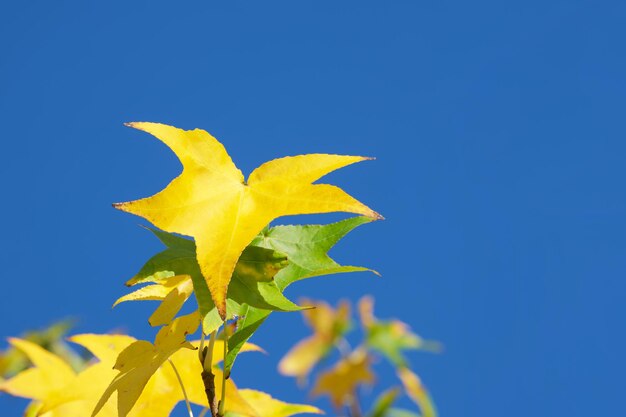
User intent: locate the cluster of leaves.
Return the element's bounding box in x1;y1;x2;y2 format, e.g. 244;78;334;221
0;321;318;417
0;122;439;417
279;297;441;417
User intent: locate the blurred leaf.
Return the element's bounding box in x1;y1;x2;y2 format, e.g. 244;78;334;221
386;409;422;417
278;299;352;382
398;368;437;417
368;388;401;417
0;338;75;401
114;122;380;317
359;297;441;367
0;319;85;377
311;349;375;408
237;389;323;417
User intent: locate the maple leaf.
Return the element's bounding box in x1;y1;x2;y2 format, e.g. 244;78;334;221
311;349;375;408
226;216;378;374
278;299;352;383
236;389;323;417
114;275;194;327
359;296;441;367
114;122;381;318
92;312;200;417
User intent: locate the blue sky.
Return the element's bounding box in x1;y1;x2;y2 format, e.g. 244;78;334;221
1;1;625;415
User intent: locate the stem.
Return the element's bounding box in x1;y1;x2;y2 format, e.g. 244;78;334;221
348;390;362;417
198;408;209;417
168;359;194;417
205;331;216;371
218;330;228;417
200;331;219;417
199;330;206;363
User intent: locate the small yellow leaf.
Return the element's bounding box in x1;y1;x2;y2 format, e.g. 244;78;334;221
113;275;190;306
278;336;328;383
114;275;195;326
397;368;437;417
312;349;375;408
239;389;323;417
279;299;351;381
92;312;200;417
115;122;381;317
148;278;194;326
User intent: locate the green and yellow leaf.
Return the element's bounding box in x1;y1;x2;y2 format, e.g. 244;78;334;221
227;216;377;374
359;296;441;367
114;122;381;317
397;368;437;417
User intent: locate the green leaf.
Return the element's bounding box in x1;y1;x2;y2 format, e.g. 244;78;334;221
119;227;299;333
225;216;377;375
386;409;422;417
368;388;401;417
251;215;379;290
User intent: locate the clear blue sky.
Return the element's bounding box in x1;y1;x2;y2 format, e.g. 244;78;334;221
1;1;625;416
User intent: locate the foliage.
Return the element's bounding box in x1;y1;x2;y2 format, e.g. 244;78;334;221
0;123;439;417
280;298;439;417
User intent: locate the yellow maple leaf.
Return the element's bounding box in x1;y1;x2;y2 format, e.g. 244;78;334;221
113;275;194;326
239;389;323;417
114;122;381;318
397;368;437;417
92;312;200;417
311;349;375;408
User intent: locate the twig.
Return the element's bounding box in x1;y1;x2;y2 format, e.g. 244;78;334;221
218;330;228;417
198;408;210;417
168;359;194;417
200;331;219;417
